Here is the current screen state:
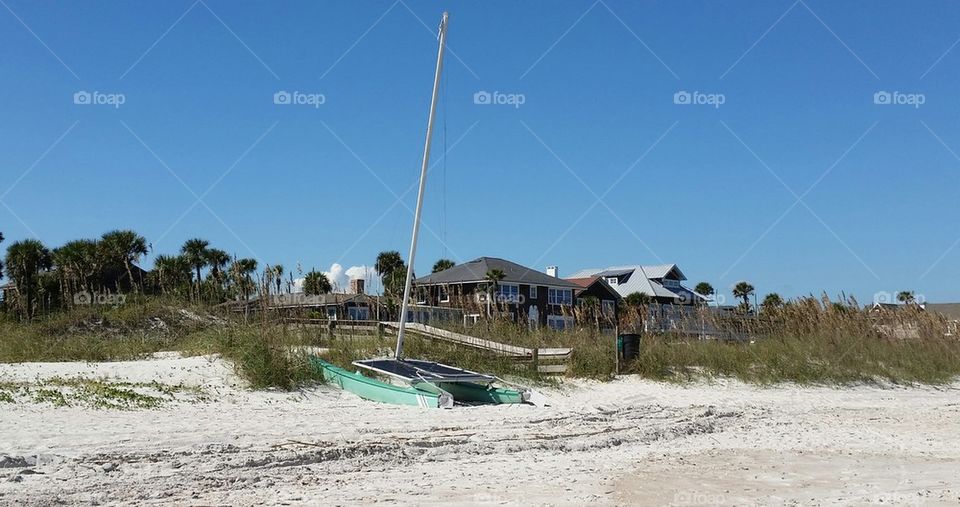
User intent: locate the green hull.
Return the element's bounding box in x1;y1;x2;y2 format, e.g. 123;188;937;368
311;358;452;408
435;382;525;404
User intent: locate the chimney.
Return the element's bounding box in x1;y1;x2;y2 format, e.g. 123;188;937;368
546;266;559;278
350;278;365;294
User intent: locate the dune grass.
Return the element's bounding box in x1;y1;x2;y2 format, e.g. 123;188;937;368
2;295;958;389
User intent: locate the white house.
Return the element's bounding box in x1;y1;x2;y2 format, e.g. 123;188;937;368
567;264;706;305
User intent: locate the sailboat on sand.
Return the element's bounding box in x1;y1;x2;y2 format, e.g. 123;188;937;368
312;12;544;409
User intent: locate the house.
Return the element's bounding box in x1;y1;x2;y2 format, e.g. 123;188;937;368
412;257;583;330
0;282;15;307
867;302;909;313
565;276;622;330
568;264;705;305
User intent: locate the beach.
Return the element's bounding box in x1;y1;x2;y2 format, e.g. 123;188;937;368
1;354;958;506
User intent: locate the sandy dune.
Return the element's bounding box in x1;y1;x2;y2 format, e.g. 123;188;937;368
1;354;958;506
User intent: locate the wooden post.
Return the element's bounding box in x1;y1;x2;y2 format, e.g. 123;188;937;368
614;322;620;376
532;347;539;376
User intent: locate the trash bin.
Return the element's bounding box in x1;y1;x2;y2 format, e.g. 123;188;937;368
618;333;641;361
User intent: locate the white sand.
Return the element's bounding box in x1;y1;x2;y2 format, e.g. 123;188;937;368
1;354;958;506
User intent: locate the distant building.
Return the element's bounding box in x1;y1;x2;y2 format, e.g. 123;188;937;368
568;264;705;306
413;257;583;330
565;276;622;331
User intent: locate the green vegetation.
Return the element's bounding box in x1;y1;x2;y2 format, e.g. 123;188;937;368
626;296;960;385
1;225;958;391
431;258;455;273
303;270;332;295
2;377;206;409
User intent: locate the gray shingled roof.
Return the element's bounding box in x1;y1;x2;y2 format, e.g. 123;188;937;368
414;257;580;289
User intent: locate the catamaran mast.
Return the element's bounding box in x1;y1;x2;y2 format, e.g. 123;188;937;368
395;12;449;359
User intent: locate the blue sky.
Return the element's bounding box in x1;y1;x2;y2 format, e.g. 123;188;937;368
1;0;959;304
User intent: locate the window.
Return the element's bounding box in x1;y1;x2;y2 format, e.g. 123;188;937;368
547;315;574;330
326;306;337;320
548;288;573;305
496;283;520;303
602;299;615;316
529;285;538;299
606;277;618;285
439;286;449;303
348;307;369;320
662;278;680;288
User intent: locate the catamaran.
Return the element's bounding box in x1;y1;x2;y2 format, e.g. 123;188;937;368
312;12;544;408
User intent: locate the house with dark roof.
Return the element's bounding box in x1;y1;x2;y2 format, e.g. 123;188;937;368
413;257;582;330
567;264;705;306
565;276;622;331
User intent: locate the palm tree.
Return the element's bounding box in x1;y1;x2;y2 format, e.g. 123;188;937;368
272;265;284;295
100;230;148;292
204;248;230;281
180;238;210;293
432;258;455;273
732;281;755;312
303;270;332;295
0;232;4;282
624;291;652;307
375;251;405;296
230;258;258;301
5;239;53;319
694;281;716;307
153;254;191;295
52;239;99;304
484;268;506;317
896;291;916;304
694;282;714;297
761;293;784;311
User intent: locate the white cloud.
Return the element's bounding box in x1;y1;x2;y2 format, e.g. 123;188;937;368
292;263;381;294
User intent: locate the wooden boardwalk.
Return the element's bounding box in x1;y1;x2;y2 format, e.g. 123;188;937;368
381;322;571;373
283;318;571;373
